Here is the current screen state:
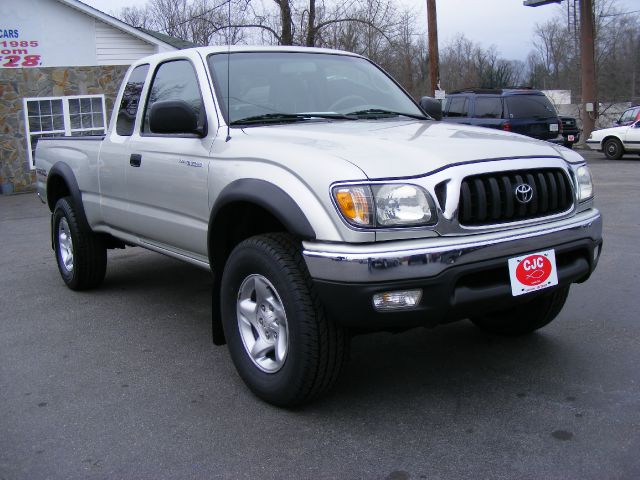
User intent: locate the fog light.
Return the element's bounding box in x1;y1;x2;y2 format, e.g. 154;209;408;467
373;289;422;311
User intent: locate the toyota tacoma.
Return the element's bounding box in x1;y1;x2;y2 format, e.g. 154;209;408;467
35;46;602;406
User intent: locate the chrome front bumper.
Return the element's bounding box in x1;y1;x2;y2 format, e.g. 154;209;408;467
302;209;602;283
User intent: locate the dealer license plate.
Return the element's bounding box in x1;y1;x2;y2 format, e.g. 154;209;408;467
550;123;559;132
508;249;559;296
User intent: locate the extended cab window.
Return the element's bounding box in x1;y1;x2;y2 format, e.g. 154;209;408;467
447;97;468;117
143;60;205;134
474;97;503;119
116;64;149;136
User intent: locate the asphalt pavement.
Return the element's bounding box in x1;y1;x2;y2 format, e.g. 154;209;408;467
1;148;639;479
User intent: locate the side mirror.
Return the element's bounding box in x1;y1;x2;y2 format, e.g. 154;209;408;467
419;96;442;121
149;100;205;136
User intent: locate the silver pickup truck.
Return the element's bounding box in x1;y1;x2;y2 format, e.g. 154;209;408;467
36;46;602;407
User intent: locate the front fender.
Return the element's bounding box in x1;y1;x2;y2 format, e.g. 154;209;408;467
209;179;316;240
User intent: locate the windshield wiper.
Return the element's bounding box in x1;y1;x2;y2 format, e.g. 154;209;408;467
345;109;427;120
230;112;357;126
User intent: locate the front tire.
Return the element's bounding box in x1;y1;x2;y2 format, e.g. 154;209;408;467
470;286;570;336
603;138;624;160
220;233;349;407
52;197;107;290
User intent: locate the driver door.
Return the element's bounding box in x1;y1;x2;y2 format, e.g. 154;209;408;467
125;57;217;260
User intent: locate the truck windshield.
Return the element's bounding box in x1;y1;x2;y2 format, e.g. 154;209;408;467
207;52;424;125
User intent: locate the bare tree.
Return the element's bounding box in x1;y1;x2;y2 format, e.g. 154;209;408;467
119;5;153;29
113;0;536;100
438;36;523;91
528;0;640;104
439;35;480;91
532;18;572;87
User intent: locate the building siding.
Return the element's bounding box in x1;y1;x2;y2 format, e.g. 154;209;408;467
95;21;156;66
0;65;128;193
0;0;180;193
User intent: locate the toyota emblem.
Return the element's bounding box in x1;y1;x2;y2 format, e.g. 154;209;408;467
515;183;534;204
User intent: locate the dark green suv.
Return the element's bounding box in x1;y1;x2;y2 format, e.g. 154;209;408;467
441;88;563;144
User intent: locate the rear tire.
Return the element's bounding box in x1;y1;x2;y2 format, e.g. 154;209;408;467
220;233;349;407
470;286;570;336
603;138;624;160
52;197;107;290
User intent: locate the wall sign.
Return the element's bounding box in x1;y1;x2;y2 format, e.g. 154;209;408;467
0;29;42;68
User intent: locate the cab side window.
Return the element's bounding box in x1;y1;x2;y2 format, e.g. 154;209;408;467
143;60;205;134
116;64;149;136
447;97;468;118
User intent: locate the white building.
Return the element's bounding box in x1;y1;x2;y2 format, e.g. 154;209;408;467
0;0;192;194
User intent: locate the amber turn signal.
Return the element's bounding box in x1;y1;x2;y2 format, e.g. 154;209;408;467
333;186;373;227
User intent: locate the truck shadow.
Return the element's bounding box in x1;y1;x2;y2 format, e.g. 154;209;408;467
337;325;567;401
103;248;211;291
93;247;577;413
306;322;581;419
92;247;212;330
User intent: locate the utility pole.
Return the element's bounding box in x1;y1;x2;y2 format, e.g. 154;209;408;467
524;0;598;142
427;0;439;97
580;0;597;141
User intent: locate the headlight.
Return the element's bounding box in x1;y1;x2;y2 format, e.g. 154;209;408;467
576;165;593;201
332;184;434;228
373;184;433;226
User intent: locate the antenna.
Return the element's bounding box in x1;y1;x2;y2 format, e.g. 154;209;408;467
225;0;231;142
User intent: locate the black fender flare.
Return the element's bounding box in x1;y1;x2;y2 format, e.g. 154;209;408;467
207;179;317;346
207;178;316;266
47;162;91;232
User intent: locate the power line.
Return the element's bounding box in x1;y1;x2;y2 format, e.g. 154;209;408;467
600;9;640;17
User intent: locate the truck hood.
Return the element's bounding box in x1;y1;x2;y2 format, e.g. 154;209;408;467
240;119;570;179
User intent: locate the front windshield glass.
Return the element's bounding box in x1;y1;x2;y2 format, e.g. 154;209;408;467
207;52;424;125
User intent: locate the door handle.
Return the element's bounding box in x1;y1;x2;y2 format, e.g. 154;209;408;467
130;154;142;167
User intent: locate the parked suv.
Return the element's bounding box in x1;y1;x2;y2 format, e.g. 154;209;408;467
441;88;563;144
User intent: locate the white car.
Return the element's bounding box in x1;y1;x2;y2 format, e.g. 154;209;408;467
586;121;640;159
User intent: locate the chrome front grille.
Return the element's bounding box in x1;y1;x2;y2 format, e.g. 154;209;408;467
458;168;574;226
